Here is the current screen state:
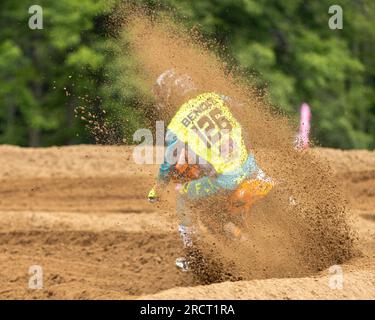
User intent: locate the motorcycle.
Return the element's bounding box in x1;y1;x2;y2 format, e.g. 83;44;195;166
170;163;274;241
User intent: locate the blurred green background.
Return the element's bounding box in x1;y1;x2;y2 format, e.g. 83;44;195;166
0;0;374;149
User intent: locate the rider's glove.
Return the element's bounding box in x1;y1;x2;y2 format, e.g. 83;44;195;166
148;186;159;203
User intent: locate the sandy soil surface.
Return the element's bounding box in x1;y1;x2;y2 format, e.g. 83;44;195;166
0;145;374;299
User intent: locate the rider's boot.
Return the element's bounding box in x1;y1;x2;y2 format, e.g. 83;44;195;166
175;257;189;272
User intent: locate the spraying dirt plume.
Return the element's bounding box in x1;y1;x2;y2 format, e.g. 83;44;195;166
112;8;357;283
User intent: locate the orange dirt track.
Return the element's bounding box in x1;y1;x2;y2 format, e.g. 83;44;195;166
0;145;374;299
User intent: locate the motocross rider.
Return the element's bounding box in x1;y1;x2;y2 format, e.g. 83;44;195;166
147;69;274;271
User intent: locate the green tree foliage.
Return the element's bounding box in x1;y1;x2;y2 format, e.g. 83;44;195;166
0;0;374;149
157;0;375;149
0;0;121;146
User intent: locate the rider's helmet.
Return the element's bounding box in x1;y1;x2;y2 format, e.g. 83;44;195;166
152;69;197;120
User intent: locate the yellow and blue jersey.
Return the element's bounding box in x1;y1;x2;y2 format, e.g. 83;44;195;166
158;92;264;200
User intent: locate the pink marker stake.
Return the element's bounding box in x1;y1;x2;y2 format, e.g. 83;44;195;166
299;103;311;149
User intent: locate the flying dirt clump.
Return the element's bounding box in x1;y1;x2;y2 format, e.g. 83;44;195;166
112;8;357;283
